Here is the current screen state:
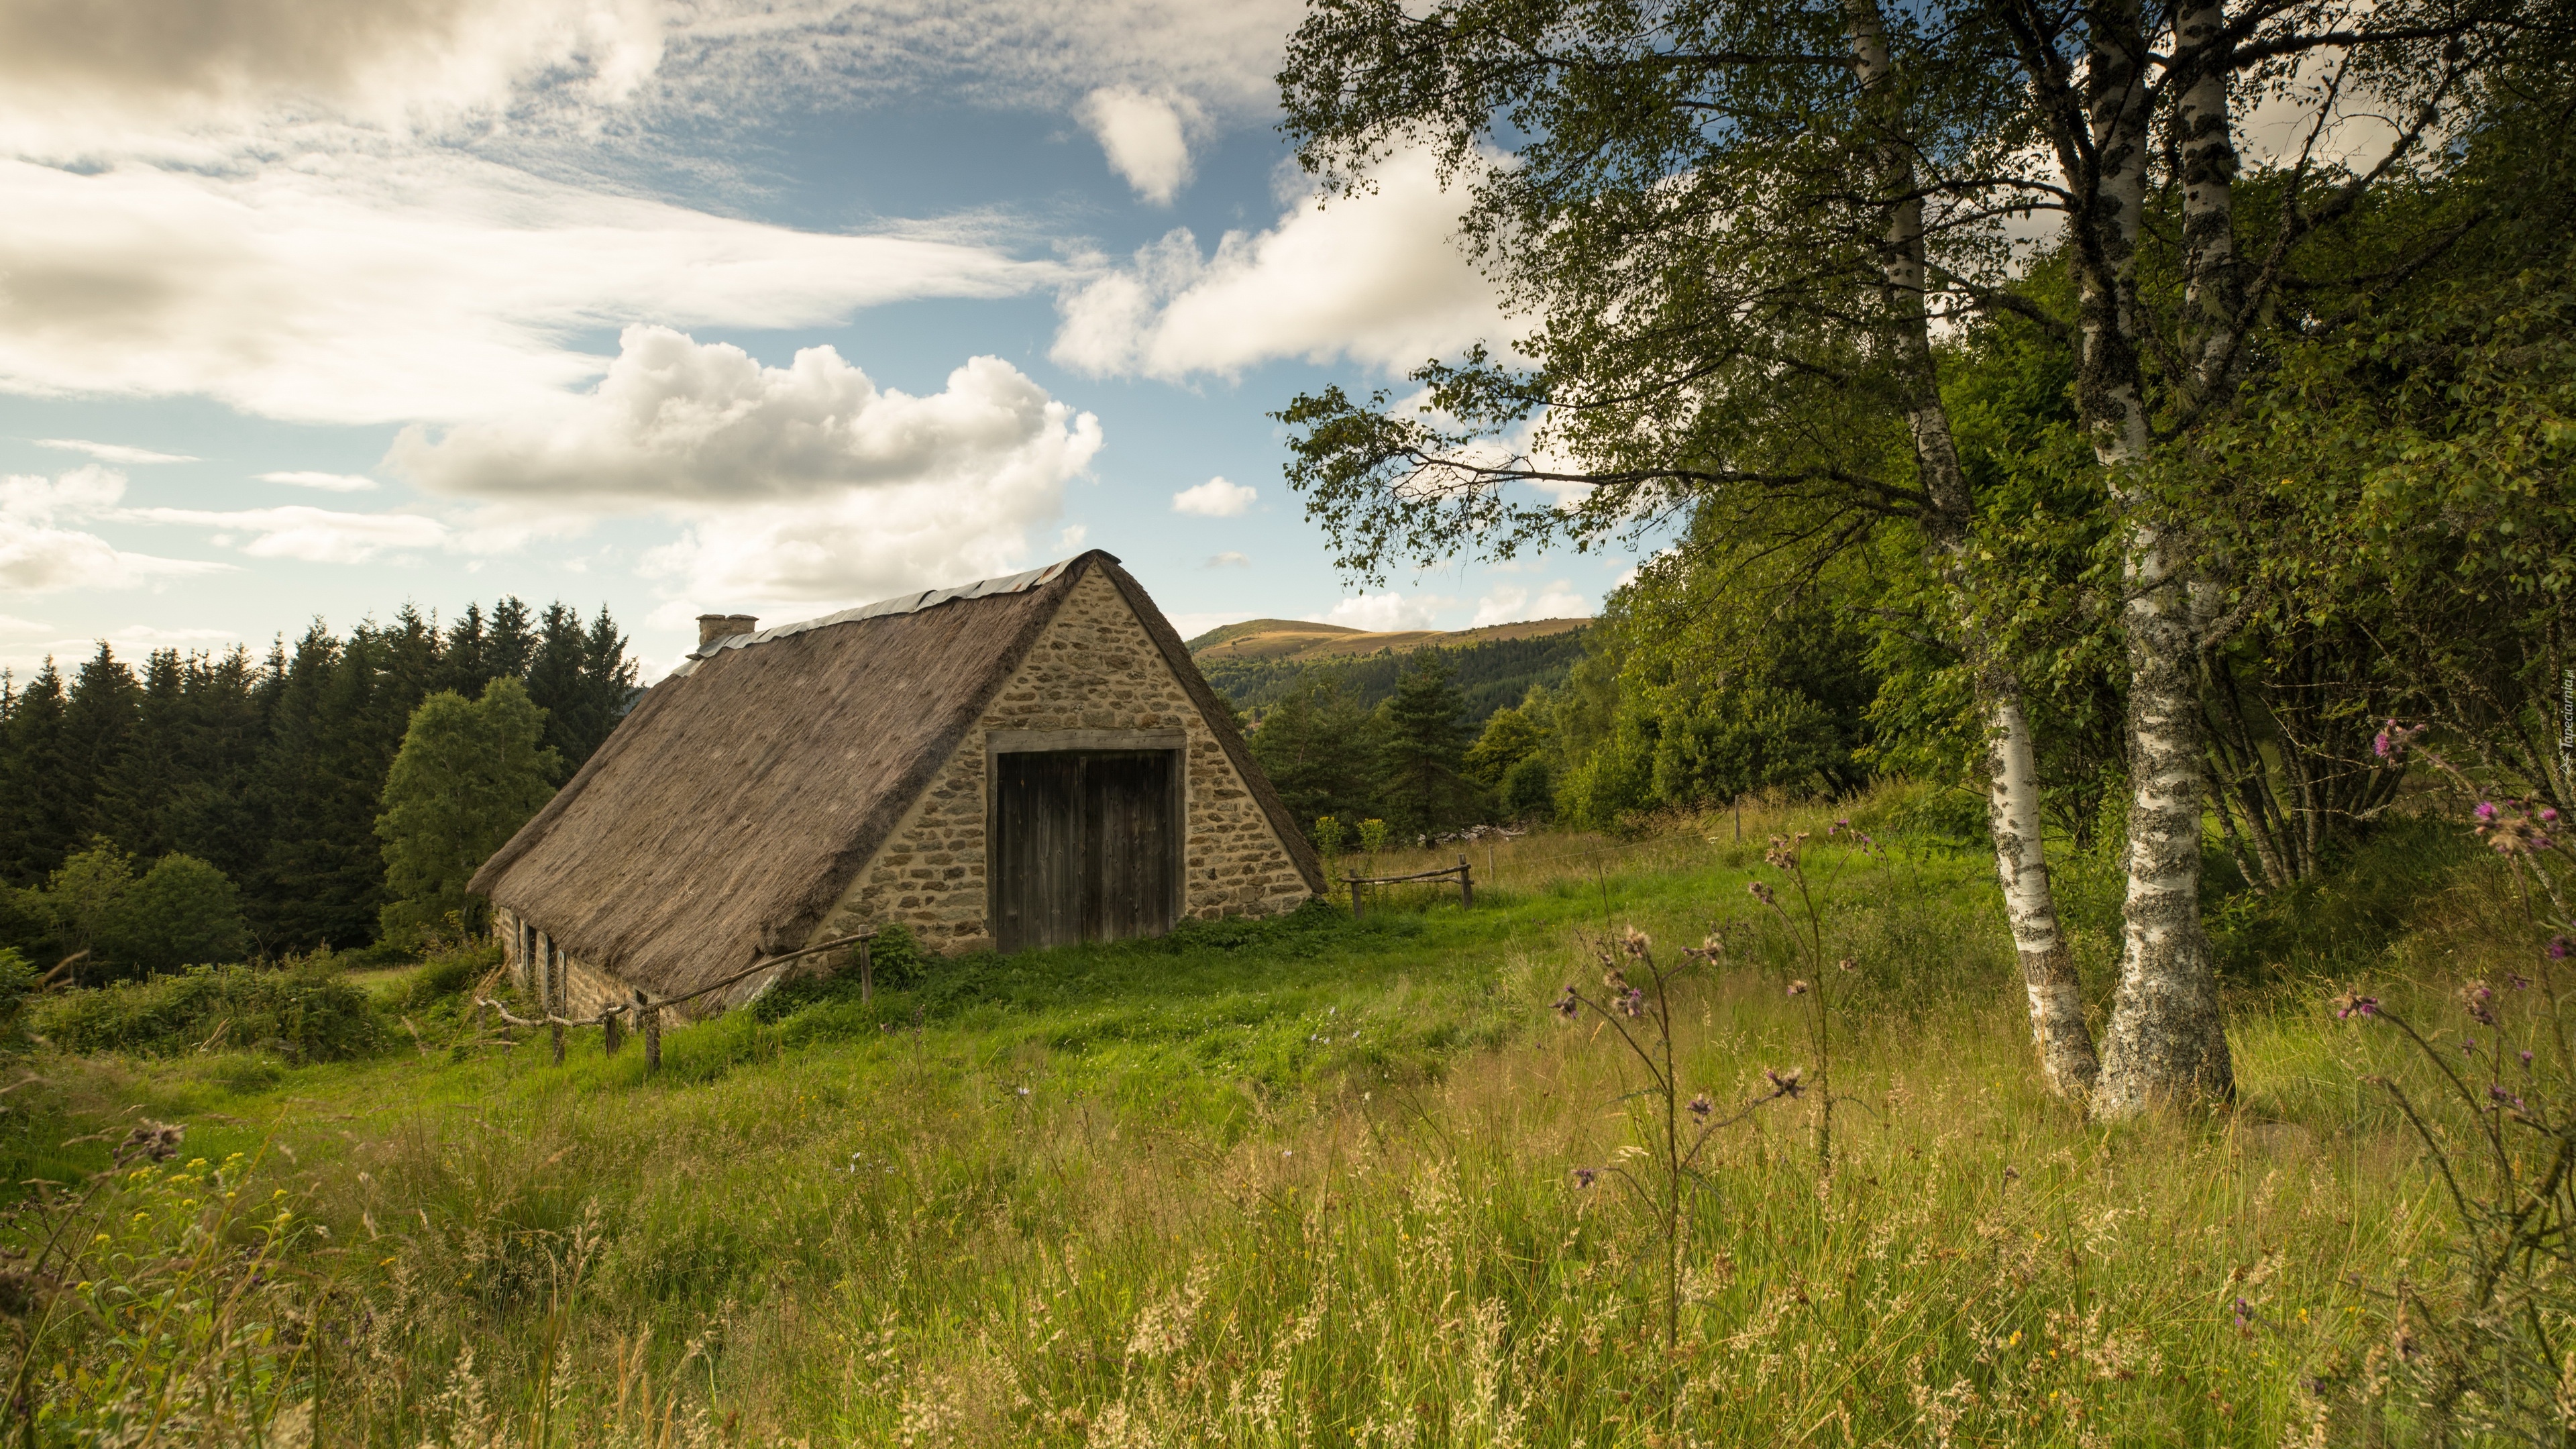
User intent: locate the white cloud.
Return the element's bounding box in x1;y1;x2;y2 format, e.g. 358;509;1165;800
121;504;448;564
1081;87;1199;204
1470;580;1590;627
1056;524;1089;550
1171;476;1256;517
0;466;229;592
1318;590;1452;633
37;438;197;464
0;157;1058;426
392;325;1097;506
1205;551;1250;568
1051;145;1508;382
391;327;1102;613
260;471;379;492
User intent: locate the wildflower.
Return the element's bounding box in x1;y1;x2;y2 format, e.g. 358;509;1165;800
2475;801;2500;822
2234;1298;2253;1332
1688;1093;1713;1120
2463;980;2498;1026
1682;932;1726;963
1787;979;1810;996
1836;957;1856;973
2522;1049;2535;1066
2002;1165;2020;1182
2546;807;2564;824
2463;1038;2479;1057
1621;925;1651;959
1603;966;1631;994
1747;880;1777;906
2332;992;2379;1020
1555;987;1581;1021
2551;938;2572;961
1619;987;1649;1018
2489;1084;2525;1111
2512;971;2535;987
1573;1167;1599;1189
1764;1068;1805;1098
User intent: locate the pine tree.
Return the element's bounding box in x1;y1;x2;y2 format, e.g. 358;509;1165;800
62;643;141;848
0;662;76;883
1377;655;1480;836
1248;679;1383;835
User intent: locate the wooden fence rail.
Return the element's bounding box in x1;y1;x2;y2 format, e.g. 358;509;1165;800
476;930;879;1076
1340;856;1475;919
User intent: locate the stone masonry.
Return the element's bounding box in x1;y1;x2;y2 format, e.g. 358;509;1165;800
809;568;1310;953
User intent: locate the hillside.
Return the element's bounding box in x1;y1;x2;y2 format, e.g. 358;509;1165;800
1189;616;1591;724
13;788;2514;1445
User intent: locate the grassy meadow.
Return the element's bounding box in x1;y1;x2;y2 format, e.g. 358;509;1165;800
9;784;2542;1446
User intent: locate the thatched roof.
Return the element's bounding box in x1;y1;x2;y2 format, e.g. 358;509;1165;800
470;550;1324;1002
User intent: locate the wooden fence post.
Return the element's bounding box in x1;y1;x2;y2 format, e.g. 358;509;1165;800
549;943;566;1067
603;1009;625;1056
859;940;873;1004
1349;878;1364;920
1458;855;1473;908
639;991;661;1074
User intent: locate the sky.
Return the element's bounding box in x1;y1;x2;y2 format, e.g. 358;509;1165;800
0;0;1617;680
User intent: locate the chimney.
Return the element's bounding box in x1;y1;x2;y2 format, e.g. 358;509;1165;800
696;613;759;650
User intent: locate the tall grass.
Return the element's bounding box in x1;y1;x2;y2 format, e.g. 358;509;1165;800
5;785;2540;1445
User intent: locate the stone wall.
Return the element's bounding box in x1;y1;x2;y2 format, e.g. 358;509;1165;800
810;567;1310;952
490;906;637;1018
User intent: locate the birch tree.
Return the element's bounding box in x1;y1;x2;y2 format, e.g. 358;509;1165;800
1274;0;2538;1111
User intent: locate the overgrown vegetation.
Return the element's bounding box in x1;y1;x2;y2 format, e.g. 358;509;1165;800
1;786;2552;1445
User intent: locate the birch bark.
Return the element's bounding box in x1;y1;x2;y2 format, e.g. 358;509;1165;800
1847;0;2098;1095
2078;4;2235;1114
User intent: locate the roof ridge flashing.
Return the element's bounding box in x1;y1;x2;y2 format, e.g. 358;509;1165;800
672;553;1112;674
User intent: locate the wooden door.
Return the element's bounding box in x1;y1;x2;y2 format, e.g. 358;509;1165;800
994;749;1178;953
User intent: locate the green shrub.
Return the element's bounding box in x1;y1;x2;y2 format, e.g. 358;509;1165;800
0;947;38;1050
398;943;502;1012
100;853;252;974
32;956;386;1061
751;923;931;1023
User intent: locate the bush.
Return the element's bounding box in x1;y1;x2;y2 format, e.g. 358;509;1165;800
396;943;503;1012
100;853;252;974
1501;753;1556;822
0;947;37;1051
32;956;386;1061
24;846;252;981
751;923;930;1023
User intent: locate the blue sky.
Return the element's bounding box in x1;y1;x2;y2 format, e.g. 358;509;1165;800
0;0;1621;678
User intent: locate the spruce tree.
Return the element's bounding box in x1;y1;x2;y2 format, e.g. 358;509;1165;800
1376;654;1478;836
0;662;76;882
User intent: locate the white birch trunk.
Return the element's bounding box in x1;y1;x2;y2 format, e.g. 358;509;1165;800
1988;690;2099;1094
2080;9;2235;1115
1847;0;2100;1096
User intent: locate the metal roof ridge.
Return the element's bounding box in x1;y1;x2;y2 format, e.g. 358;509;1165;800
669;553;1104;673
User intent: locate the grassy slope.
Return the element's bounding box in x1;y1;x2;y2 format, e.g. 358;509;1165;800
18;788;2528;1446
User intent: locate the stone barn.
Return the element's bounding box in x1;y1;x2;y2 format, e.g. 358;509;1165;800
470;550;1324;1018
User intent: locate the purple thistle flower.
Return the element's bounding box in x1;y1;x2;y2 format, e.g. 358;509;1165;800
2464;1038;2479;1056
2332;993;2379;1020
2477;801;2500;822
1786;979;1811;997
2373;727;2394;759
1619;987;1648;1018
2523;1049;2536;1066
2489;1084;2526;1110
2233;1298;2253;1331
1688;1092;1713;1120
2512;971;2536;987
1573;1167;1598;1189
2545;807;2563;824
1555;987;1580;1021
1764;1067;1805;1098
1747;880;1777;906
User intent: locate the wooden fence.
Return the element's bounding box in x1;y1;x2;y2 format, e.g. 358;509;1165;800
476;930;881;1075
1339;856;1475;919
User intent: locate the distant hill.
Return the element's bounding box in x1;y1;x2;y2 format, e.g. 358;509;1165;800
1187;617;1592;727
